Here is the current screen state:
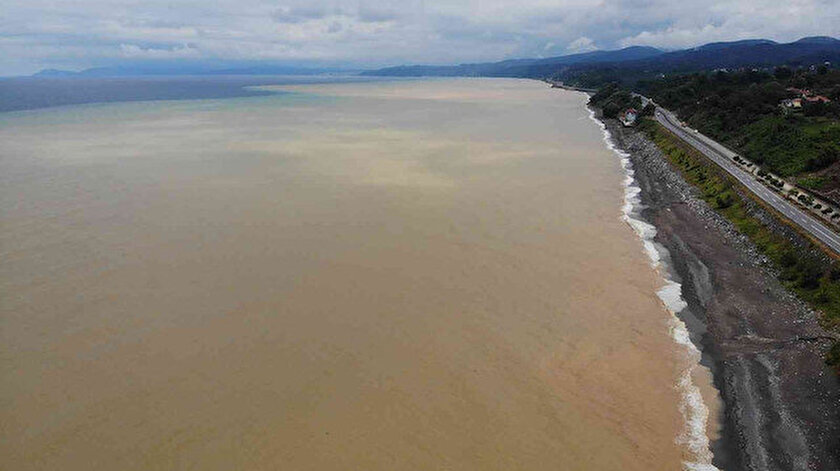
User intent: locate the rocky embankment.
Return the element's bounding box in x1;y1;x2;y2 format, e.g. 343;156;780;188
605;120;840;471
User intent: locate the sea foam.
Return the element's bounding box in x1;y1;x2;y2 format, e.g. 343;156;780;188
587;108;719;471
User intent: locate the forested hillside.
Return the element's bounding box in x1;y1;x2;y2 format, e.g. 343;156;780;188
634;68;840;200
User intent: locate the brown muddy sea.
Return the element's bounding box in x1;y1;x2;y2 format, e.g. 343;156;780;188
1;78;717;470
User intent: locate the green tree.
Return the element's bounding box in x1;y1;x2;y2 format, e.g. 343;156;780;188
774;66;793;80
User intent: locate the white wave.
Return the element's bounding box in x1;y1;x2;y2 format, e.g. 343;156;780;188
659;281;689;316
587;108;719;471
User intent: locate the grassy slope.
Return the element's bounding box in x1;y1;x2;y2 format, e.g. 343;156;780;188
732;116;840;177
641;119;840;368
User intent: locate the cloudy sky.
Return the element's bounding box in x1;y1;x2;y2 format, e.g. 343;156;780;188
1;0;838;75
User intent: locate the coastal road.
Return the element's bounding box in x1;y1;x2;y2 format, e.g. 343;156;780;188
654;108;840;255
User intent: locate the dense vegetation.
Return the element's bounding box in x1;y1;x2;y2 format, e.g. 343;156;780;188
590;67;840;201
639;68;840;179
736;116;840;176
641;120;840;369
588;84;642;118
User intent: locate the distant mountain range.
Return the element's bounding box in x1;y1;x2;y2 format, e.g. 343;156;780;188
607;36;840;72
363;36;840;81
31;36;840;82
359;46;663;77
33;63;353;78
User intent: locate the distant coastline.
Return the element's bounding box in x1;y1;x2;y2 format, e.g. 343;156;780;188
543;79;597;94
0;75;379;113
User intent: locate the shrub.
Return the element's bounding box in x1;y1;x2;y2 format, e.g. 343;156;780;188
798;260;824;290
774;66;793;80
779;250;799;268
602;103;621;119
804;101;828;117
715;193;734;209
806;148;839;172
828;342;840;371
798;175;827;190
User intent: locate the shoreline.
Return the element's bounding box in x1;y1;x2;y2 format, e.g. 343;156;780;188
588;108;720;470
597;114;840;470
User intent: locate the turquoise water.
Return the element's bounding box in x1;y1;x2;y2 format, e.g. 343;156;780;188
0;75;388;113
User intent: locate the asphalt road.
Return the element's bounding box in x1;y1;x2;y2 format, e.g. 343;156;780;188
654;108;840;255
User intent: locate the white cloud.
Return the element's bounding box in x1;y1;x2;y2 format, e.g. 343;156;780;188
619;25;743;49
616;0;840;49
120;43;201;59
566;36;597;53
0;0;838;75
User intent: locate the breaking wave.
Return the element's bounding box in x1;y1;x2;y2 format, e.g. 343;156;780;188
588;108;719;471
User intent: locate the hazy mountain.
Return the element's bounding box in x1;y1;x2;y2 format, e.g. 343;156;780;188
32;63;352;77
365;37;840;80
32;37;839;82
793;36;840;45
362;46;663;77
553;36;840;87
692;39;778;51
32;69;80;77
624;37;840;71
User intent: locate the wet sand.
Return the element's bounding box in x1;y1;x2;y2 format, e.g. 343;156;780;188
3;79;694;469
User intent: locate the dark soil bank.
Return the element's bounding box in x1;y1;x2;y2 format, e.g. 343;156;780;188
605;120;840;471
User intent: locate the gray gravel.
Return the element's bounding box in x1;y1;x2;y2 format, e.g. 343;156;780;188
604;118;840;471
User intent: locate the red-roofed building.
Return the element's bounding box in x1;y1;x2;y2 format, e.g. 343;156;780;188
804;95;832;104
619;108;638;127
